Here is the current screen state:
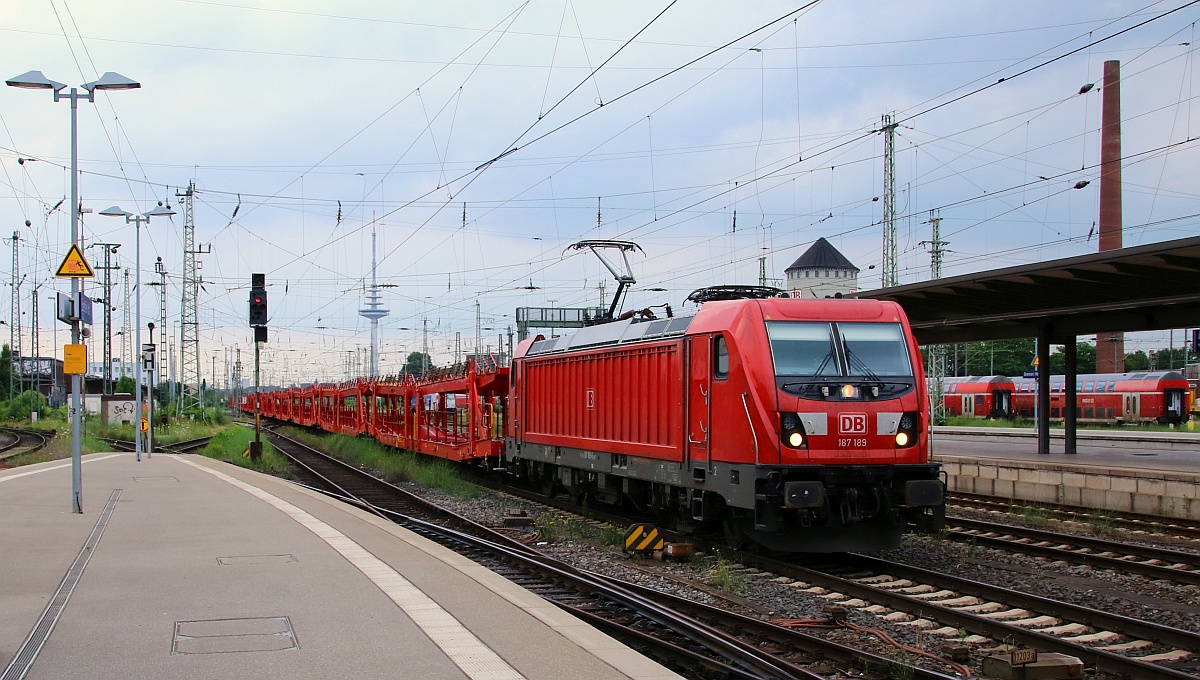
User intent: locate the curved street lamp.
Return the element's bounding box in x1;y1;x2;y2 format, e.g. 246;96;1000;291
8;69;139;513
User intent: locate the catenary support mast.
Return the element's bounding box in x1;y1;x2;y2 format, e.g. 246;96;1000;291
881;114;899;288
178;181;207;411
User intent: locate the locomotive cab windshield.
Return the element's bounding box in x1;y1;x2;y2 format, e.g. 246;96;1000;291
768;321;915;398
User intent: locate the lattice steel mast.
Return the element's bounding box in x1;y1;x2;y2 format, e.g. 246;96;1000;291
121;268;131;377
177;182;207;410
881;114;899;288
10;231;21;396
90;242;120;392
920;211;949;424
154;257;168;397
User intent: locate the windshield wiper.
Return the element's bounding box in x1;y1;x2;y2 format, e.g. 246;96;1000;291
779;349;838;391
844;347;882;384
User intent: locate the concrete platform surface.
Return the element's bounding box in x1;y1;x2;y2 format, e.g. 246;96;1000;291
0;453;681;680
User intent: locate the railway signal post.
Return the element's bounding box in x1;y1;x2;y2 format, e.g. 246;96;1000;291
249;274;266;461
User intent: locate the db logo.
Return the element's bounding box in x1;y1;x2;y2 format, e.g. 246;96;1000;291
839;413;867;434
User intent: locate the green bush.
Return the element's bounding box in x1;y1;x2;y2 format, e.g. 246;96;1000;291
282;428;480;500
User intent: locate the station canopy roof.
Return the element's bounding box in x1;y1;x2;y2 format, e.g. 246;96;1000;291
854;235;1200;345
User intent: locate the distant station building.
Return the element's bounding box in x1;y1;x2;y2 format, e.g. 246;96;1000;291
785;237;860;298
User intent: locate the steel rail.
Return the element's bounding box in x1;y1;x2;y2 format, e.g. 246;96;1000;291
947;516;1200;585
0;428;49;461
733;551;1200;680
949;492;1200;540
598;573;964;680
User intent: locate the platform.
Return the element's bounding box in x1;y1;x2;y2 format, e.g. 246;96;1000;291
933;427;1200;520
0;453;680;680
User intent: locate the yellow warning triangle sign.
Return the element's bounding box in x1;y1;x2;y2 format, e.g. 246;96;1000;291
56;243;95;278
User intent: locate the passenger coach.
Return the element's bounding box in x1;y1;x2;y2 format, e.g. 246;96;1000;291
1010;371;1190;425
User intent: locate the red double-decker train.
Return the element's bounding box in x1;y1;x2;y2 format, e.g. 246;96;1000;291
934;372;1190;425
243;293;945;553
1010;371;1190;425
941;375;1015;419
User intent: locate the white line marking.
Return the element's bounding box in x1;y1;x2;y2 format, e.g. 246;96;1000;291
0;454;124;483
175;457;525;680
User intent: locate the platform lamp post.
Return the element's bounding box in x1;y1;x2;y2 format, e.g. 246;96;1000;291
99;205;175;462
7;70;139;513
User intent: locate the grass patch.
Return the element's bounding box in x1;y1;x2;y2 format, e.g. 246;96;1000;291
1019;504;1052;526
147;419;230;445
1087;512;1119;538
942;417;1020;428
702;556;746;594
281;427;480;500
198;426;293;476
531;512;613;543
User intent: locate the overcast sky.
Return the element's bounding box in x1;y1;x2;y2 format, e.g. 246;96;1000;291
3;1;1199;382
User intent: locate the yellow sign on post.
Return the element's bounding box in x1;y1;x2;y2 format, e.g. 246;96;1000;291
140;418;149;433
63;344;87;375
56;244;95;278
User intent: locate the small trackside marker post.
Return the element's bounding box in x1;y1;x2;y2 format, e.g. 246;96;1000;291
623;523;664;555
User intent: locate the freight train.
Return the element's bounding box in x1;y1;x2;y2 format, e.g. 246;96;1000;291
936;372;1190;425
243;292;946;553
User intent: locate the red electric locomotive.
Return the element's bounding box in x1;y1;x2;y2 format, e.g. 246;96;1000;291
507;293;944;552
940;376;1015;419
1010;371;1190;425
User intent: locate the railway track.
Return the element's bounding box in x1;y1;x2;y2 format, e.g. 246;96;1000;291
945;516;1200;585
950;492;1200;542
159;436;213;454
0;427;51;461
395;444;1200;678
727;551;1200;680
95;437;136;452
265;428;960;680
483;474;1200;678
94;436;212;455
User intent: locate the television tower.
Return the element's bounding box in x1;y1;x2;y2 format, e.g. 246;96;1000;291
358;226;389;377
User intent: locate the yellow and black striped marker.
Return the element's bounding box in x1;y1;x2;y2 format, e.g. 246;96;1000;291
623;523;664;554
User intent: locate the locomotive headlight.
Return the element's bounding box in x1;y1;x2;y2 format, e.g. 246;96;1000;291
781;412;808;449
895;410;919;449
841;384;857;399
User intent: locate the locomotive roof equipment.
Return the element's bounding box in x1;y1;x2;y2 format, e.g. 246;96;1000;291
686;285;791;304
566;240;643;324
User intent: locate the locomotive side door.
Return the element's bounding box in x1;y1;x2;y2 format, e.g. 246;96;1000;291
686;335;712;470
